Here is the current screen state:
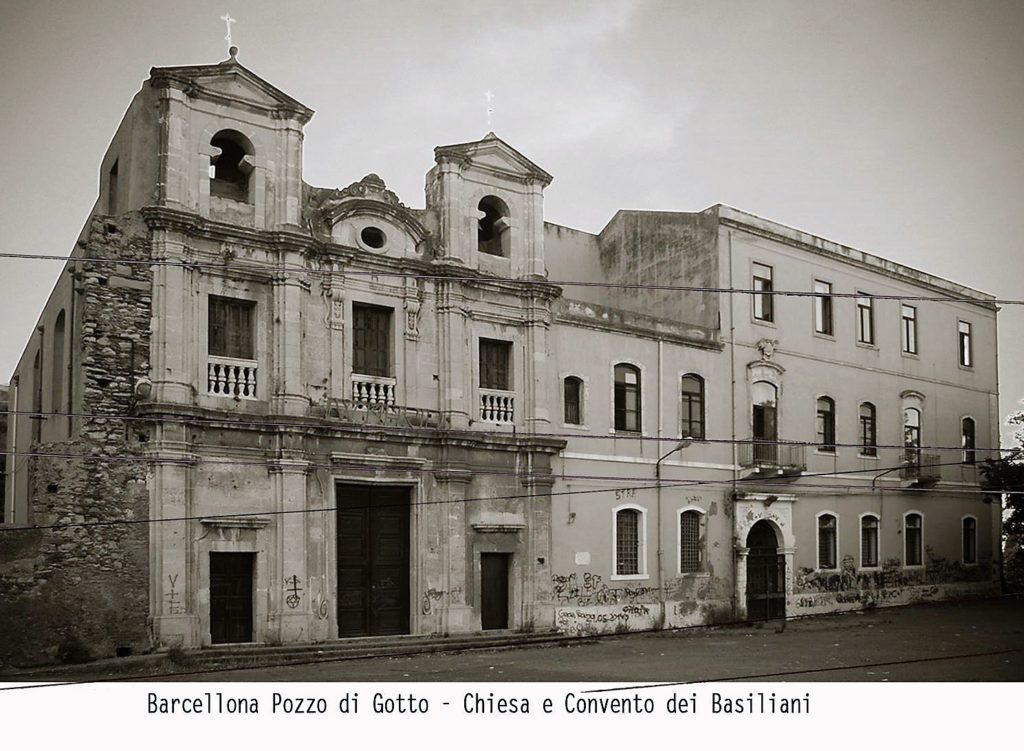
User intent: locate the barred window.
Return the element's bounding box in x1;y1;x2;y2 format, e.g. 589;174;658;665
905;513;923;566
679;510;701;574
352;304;392;377
209;295;255;360
861;515;879;568
564;376;583;425
680;374;705;440
818;513;837;569
962;517;977;564
615;508;641;576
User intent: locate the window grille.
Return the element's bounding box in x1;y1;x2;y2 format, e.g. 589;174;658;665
905;513;923;566
818;514;837;569
861;516;879;567
679;510;701;573
615;509;640;576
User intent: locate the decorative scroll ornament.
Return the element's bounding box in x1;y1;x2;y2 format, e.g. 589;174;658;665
756;338;778;361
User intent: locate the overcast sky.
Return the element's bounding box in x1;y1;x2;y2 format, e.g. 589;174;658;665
1;0;1022;443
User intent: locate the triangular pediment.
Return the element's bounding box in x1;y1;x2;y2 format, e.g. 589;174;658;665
434;132;553;186
149;56;314;123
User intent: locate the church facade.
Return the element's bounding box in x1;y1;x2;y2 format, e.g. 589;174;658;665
1;53;1001;663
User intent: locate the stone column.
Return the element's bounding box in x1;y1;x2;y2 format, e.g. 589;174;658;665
524;470;555;631
436;280;469;429
268;458;313;643
149;422;199;647
734;546;750;620
154;85;191;208
274;116;305;230
271;271;310;416
523;295;552;433
436;470;473;632
150;230;194;405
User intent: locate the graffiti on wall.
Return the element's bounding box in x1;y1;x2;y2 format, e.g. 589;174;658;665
165;574;184;615
555;603;654;634
796;554;992;595
285;574;303;609
550;573;659;607
421;586;464;615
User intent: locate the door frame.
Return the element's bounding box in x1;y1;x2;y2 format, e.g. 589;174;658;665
197;521;269;647
330;472;423;639
732;493;796;621
472;536;521;631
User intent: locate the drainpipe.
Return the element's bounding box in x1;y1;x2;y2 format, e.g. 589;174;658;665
657;339;664;618
656;437;692;627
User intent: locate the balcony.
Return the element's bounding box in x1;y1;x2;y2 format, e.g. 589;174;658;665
900;450;941;488
738;439;806;480
479;388;515;424
207;356;258;399
351;373;396;406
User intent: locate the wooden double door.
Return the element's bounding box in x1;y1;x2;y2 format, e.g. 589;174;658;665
336;483;411;637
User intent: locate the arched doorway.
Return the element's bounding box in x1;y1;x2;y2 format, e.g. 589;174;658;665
746;520;785;620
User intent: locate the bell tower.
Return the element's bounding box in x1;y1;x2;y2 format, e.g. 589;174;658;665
426;132;553;278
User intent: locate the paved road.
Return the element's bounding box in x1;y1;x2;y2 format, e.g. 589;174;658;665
173;597;1024;682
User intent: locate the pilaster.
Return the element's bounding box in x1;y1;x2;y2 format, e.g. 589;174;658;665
267;458;313;642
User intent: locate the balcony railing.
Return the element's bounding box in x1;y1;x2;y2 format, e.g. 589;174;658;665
352;373;396;406
328;399;449;429
479;388;515;424
900;449;942;485
208;356;258;399
738;439;806;475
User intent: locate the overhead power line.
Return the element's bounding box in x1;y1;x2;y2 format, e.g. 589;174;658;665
0;252;1012;305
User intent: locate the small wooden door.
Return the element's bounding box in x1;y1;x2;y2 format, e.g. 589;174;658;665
337;484;410;637
480;553;511;630
746;521;785;620
209;552;254;644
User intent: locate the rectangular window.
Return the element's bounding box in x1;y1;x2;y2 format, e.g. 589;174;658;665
958;321;972;367
479;339;511;390
901;305;917;354
857;293;874;344
679;510;701;574
814;280;833;335
352;304;392;377
208;296;255;360
752;262;774;322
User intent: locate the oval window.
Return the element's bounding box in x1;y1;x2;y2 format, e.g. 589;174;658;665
360;226;386;249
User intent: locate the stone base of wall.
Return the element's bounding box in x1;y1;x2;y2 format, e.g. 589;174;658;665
791;581;998;616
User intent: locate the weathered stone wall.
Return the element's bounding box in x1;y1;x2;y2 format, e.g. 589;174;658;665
0;214;152;667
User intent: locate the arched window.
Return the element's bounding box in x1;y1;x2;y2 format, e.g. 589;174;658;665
817;513;838;569
859;402;877;457
614;364;641;433
860;514;879;568
961;417;976;465
51;310;65;414
962;516;977;564
477;195;510;257
904;512;923;567
209;130;254;203
563;376;583;425
680;374;705;440
678;509;703;574
816;396;836;452
614;506;645;577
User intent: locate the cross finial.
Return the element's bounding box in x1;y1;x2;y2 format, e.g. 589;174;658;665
484;90;495;129
221;12;236;49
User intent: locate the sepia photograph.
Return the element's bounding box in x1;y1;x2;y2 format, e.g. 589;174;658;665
0;0;1022;745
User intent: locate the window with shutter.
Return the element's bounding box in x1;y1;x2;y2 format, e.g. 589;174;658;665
208;296;255;359
479;339;511;390
352;304;392;377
